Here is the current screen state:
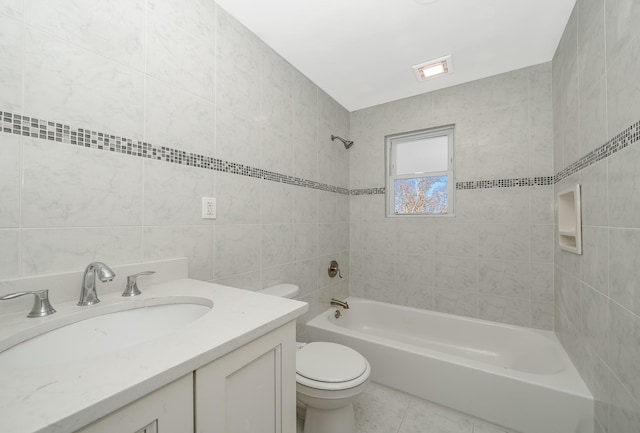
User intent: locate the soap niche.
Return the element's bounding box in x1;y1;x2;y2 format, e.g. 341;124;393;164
557;184;582;255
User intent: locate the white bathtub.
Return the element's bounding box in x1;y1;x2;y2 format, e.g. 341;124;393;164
306;297;593;433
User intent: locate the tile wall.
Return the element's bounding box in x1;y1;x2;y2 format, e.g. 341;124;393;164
553;0;640;432
349;64;556;330
0;0;350;340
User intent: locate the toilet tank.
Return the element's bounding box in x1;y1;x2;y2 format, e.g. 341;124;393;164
258;283;300;298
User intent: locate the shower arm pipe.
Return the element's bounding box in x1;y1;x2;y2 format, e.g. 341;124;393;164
330;135;354;149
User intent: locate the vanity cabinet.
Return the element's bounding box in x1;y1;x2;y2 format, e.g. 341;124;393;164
76;373;193;433
75;321;296;433
195;321;296;433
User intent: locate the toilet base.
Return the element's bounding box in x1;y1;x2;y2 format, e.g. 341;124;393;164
302;403;356;433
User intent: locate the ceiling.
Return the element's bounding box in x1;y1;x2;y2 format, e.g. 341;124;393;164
215;0;576;112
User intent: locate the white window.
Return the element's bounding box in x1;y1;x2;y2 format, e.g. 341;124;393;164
386;125;454;216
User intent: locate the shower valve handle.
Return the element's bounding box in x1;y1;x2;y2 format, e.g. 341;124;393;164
328;260;343;278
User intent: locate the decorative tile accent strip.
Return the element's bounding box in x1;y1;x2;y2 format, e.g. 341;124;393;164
350;177;554;196
455;176;554;190
4;110;637;196
350;187;386;195
555;120;640;182
0;111;350;195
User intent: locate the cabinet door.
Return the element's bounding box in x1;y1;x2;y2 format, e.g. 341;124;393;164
76;374;193;433
195;321;296;433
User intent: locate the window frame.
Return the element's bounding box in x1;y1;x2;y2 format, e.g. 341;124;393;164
385;124;455;217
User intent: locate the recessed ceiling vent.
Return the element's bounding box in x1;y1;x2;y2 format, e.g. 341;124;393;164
412;55;453;81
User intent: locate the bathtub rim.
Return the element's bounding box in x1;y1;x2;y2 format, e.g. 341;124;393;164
307;296;592;400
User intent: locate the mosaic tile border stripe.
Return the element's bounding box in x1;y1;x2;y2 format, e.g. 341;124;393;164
3;110;638;196
555;119;640;182
456;176;554;190
0;111;350;195
350;176;555;195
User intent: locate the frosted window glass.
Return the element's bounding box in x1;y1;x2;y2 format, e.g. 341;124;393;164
395;135;448;174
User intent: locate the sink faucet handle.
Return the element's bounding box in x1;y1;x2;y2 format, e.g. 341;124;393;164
0;290;56;318
122;271;156;297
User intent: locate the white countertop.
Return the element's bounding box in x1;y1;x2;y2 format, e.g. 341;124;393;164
0;278;308;433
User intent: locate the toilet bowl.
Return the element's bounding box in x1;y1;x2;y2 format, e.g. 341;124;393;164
258;284;371;433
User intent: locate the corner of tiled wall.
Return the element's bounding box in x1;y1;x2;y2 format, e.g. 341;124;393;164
553;0;640;431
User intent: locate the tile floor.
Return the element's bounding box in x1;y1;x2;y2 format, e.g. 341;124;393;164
297;382;517;433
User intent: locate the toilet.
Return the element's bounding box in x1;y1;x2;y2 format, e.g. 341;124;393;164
258;284;371;433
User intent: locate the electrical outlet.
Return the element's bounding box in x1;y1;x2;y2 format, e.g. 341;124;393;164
202;197;216;219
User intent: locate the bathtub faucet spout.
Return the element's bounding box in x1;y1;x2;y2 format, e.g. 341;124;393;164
330;298;349;309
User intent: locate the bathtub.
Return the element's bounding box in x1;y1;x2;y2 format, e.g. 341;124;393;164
306;297;593;433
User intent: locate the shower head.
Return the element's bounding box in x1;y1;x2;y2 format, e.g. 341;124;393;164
331;135;355;149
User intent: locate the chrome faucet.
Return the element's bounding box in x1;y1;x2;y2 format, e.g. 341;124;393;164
330;298;349;309
78;262;115;306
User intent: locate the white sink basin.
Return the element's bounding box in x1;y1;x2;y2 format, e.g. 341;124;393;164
0;297;212;369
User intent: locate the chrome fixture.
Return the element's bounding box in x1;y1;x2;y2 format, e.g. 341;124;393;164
328;260;343;278
0;290;56;318
331;135;354;149
78;262;115;306
334;309;342;319
330;298;349;309
122;271;155;297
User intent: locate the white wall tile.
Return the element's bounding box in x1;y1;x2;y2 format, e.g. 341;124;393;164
215;5;261;120
143;225;213;281
608;145;640;228
581;225;608;295
143;159;215;226
261;181;293;224
292;70;317;115
433;256;477;292
146;9;215;99
531;301;554;330
25;0;145;70
478;259;530;299
0;135;20;227
317;89;337;128
21;138;143;227
608;301;640;405
0;14;23;112
293;106;318;181
23;28;144;139
0;0;23;19
0;230;20;279
476;68;529;112
215;107;261;167
144;77;215;155
609;228;640;316
396;253;433;285
434;288;477;317
215;172;261;225
293;187;318;224
293;223;317;262
21;227;142;275
147;0;216;36
609;373;640;433
261;224;293;268
213;224;260;279
261;263;293;290
478;224;529;261
478;295;530;327
293;258;318;297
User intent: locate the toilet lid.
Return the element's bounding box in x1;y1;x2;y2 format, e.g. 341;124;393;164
296;342;367;383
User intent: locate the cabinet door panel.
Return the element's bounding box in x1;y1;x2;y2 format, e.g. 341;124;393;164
76;374;192;433
226;348;278;433
196;322;296;433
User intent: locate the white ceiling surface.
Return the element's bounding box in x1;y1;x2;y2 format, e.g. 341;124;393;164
215;0;576;112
